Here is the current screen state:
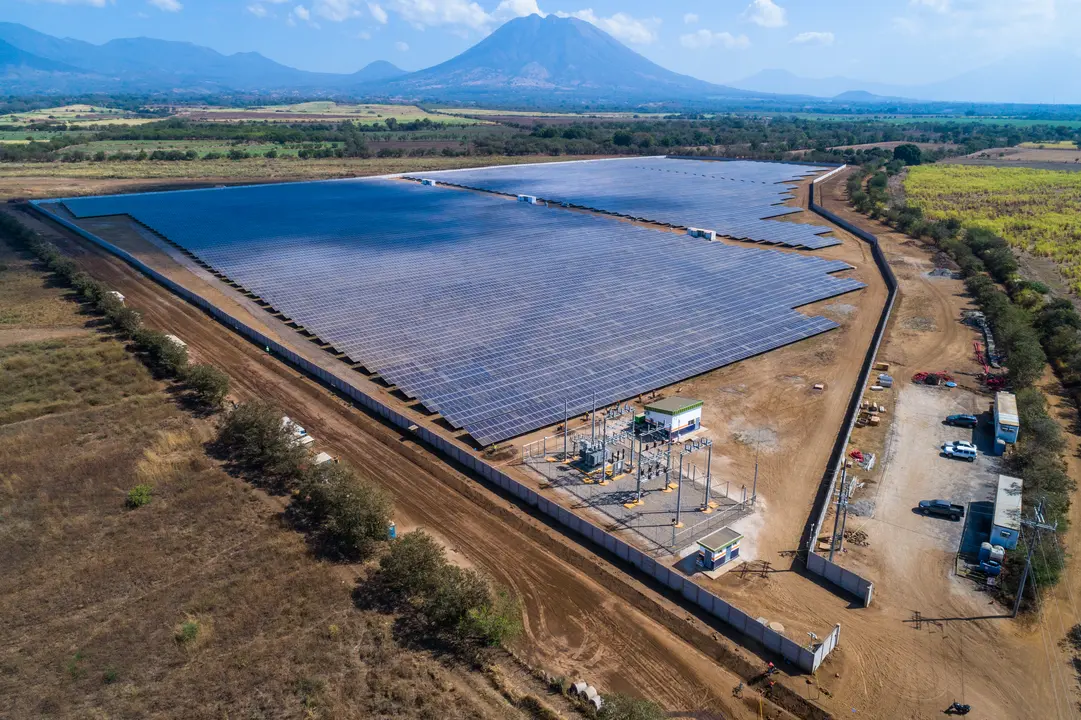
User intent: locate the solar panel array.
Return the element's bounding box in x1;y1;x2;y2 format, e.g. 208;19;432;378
408;157;840;249
63;175;862;446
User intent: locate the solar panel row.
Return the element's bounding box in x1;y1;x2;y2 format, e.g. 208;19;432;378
63;171;863;446
408;157;840;250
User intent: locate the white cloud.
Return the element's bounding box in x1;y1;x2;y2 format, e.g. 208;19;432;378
395;40;409;50
247;3;268;17
679;29;750;50
745;0;786;28
358;29;372;38
683;12;698;24
910;0;951;11
388;0;490;30
314;0;363;21
557;9;661;45
791;31;834;45
368;1;388;23
148;0;182;11
492;0;545;22
293;4;313;22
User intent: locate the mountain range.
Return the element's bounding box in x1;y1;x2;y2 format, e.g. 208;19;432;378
733;50;1081;105
0;16;764;104
1;15;1077;105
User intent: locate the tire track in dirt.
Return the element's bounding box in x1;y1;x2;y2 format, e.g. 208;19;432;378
10;207;798;720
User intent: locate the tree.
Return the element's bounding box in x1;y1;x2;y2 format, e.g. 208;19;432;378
299;462;392;559
184;363;230;407
217;400;307;488
106;305;142;337
422;565;490;631
132;327;188;376
893;143;922;166
384;117;398;130
377;530;447;598
612;130;633;147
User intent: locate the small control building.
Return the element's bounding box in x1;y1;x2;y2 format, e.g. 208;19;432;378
696;527;743;570
643;396;703;439
994;391;1020;446
991;474;1023;550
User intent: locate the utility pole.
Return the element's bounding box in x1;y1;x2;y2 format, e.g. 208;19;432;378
702;440;714;512
590;392;596;442
829;464;847;562
563;398;568;460
752;444;759;506
1013;499;1057;618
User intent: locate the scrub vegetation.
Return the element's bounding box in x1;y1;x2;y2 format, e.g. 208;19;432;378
905;165;1081;292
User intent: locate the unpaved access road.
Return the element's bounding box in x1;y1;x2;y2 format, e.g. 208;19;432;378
8;205;806;720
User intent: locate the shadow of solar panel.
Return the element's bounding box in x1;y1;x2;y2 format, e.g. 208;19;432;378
63;175;863;446
408;157;840;249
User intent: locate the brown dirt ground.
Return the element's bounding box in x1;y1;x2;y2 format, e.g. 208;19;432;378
5;206;797;720
740;168;1080;719
0;239;532;720
945;146;1081;172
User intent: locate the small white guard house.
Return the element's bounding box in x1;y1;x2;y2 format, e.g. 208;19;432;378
643;396;703;439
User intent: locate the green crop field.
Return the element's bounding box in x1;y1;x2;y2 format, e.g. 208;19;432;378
906;164;1081;290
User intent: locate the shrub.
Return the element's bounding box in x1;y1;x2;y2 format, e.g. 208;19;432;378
423;565;490;631
297;462;392;560
377;530;446;598
132;327;188;376
175;619;199;645
217;400;306;489
184;363;230;407
597;693;664;720
126;484;153;508
106;305;143;337
462;587;523;647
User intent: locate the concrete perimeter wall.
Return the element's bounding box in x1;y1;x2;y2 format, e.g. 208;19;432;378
798;168;895;608
30;200;842;673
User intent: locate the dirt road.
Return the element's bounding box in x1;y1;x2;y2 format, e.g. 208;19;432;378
8;206;797;720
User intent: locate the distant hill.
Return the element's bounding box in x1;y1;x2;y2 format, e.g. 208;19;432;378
378;14;754;103
734;55;1081;105
0;21;405;94
731;69;917;101
351;60;407;84
0;38;80;73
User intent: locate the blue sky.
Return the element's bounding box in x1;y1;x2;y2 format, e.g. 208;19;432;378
6;0;1079;84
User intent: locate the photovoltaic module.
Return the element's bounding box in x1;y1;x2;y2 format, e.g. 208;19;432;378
407;157;839;249
62;165;861;445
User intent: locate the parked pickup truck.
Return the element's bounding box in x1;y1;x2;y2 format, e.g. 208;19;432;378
918;499;965;521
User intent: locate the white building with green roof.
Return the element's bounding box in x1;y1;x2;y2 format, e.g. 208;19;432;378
643;396;703;439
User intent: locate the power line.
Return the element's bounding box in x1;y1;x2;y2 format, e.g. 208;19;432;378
1024;526;1067;720
1033;528;1076;719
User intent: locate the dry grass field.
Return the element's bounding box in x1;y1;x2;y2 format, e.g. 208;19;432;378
0;238;529;720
